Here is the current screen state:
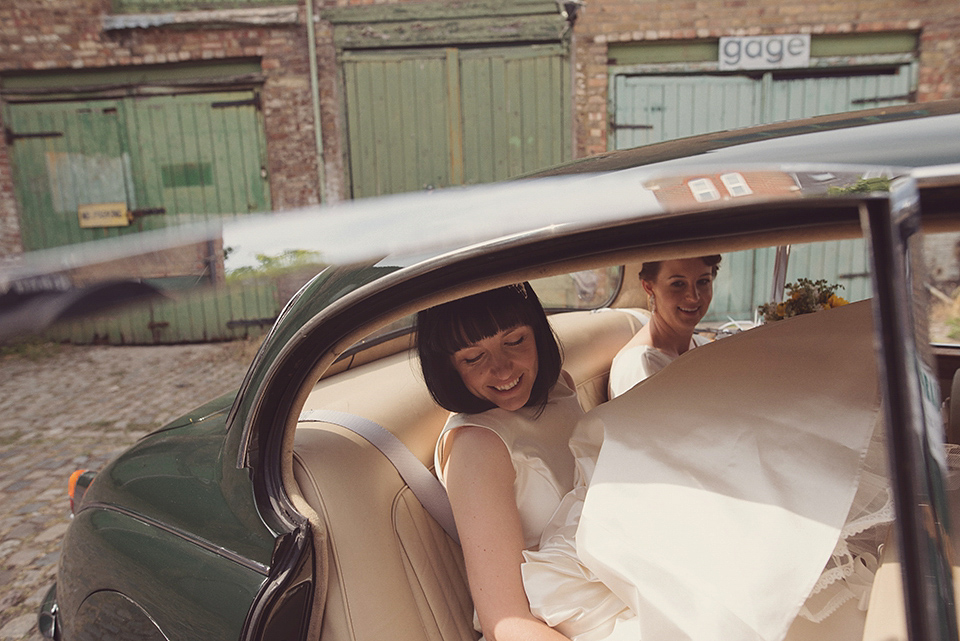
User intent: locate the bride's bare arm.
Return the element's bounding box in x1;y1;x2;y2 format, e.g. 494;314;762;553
445;426;571;641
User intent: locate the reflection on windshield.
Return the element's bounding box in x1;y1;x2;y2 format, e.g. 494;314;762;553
219;173;663;276
225;249;325;282
350;267;624;352
533;267;622;310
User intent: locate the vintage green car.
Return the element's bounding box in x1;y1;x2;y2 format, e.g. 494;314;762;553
17;100;960;640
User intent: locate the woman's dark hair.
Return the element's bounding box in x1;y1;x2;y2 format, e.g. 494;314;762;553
639;254;722;282
416;283;562;414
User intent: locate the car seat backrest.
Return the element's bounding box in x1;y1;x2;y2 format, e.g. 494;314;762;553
291;309;642;641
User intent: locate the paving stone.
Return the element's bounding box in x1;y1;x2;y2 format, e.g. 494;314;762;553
0;614;35;640
4;524;36;539
32;553;58;568
34;525;67;544
24;585;50;608
6;550;39;568
0;540;20;558
14;504;45;517
0;339;257;640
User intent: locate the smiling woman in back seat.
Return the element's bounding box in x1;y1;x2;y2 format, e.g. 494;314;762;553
417;283;580;641
607;255;721;399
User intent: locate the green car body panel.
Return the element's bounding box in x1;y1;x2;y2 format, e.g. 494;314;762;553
57;409;273;641
53;264;399;640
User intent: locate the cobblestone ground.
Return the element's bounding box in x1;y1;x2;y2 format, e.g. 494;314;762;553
0;338;261;641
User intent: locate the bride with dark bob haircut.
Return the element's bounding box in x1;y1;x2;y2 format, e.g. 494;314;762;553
416;282;563;415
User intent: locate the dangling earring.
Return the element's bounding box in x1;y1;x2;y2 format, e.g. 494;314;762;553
648;294;656;314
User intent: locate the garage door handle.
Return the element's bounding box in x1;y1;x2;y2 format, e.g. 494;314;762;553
130;207;166;218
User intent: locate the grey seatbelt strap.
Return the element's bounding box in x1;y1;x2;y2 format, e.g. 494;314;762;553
299;409;460;544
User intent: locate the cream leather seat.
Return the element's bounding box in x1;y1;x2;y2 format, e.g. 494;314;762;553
291;309;643;641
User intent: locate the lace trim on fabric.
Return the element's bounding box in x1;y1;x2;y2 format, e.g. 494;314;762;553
800;437;960;623
799;418;893;622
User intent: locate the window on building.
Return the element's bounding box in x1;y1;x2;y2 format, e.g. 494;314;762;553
688;178;721;202
721;172;753;197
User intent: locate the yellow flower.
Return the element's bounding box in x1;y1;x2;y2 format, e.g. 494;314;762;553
759;279;845;322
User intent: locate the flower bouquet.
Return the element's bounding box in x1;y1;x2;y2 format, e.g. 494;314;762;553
758;278;848;322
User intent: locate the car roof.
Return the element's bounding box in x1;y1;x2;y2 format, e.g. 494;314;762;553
528;100;960;177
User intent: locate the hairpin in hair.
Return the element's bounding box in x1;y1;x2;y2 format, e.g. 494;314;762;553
511;283;528;299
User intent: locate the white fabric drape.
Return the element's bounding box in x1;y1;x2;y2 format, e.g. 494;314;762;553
578;301;883;641
523;301;891;641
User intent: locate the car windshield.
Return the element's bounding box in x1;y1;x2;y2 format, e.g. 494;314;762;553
353;266;624;349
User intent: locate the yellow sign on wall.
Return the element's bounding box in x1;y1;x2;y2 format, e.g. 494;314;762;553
78;203;132;228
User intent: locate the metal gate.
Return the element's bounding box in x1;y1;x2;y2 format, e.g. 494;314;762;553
5;90;279;343
343;43;571;198
610;64;916;320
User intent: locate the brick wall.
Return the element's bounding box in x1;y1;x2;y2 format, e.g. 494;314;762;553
0;109;20;259
572;0;960;157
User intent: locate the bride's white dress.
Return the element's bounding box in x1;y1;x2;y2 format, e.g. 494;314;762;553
523;300;893;641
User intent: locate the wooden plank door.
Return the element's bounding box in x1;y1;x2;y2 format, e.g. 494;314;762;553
124;91;271;221
611;74;761;149
343;43;571;198
459;44;571;184
343;49;454;198
6;99;131;250
6;91;279;343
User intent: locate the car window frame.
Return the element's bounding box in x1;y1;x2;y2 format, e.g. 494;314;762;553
865;175;959;640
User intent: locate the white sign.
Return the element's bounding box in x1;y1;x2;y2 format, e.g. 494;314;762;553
719;34;810;71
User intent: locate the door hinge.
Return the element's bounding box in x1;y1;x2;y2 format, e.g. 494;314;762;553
851;91;917;105
5;127;64;146
609;122;654;131
212;94;262;110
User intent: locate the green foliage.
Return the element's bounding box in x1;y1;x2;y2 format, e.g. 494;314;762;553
0;336;62;361
826;176;892;195
948;317;960;341
226;249;326;282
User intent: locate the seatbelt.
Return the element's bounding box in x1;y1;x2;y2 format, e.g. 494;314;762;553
298;409;460;544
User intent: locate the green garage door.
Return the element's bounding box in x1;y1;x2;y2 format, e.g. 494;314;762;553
7;98;131;250
610;64;917;149
6;91;270;250
609;64;916;321
343;43;571;198
5;91;279;343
